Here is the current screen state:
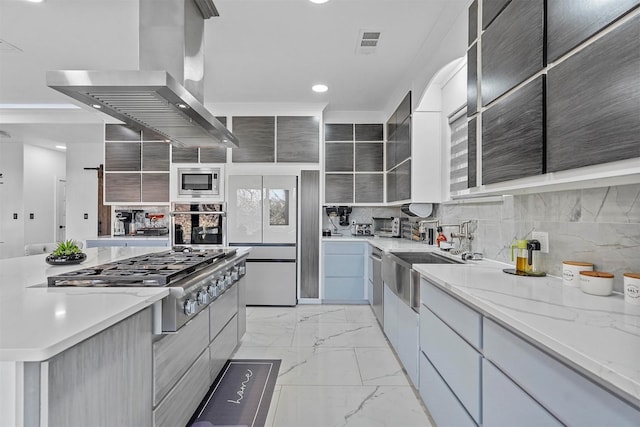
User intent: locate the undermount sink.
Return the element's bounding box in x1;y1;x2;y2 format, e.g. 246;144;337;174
390;251;463;266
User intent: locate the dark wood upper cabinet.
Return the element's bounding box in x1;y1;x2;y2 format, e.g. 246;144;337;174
104;173;140;203
277;116;320;163
324;124;353;141
468;0;478;46
355;124;383;142
482;0;512;30
325;143;354;172
547;15;640;173
355;174;383;203
482;76;545;185
396;92;411;124
141;173;169;203
142;142;169;171
325;174;353;204
467;44;477;116
355;143;383;172
105;142;141;171
468;117;477;188
199;147;227;163
105;124;141;142
547;0;640;62
231;116;275;163
172;147;199;163
481;0;544;106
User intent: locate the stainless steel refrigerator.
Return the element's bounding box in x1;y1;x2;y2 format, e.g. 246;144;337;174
227;175;297;305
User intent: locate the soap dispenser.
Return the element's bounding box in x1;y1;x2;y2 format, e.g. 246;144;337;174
526;239;546;276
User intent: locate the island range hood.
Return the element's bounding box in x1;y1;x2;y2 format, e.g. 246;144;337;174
46;0;238;148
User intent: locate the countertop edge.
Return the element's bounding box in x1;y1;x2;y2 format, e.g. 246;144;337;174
0;289;169;362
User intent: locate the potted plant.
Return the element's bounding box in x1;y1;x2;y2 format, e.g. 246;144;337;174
46;240;87;265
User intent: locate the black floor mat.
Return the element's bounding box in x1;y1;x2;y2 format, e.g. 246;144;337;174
188;359;281;427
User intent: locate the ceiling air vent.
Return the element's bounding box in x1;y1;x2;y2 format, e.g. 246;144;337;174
356;30;381;55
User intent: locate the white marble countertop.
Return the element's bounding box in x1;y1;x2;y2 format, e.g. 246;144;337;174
0;247;172;362
322;235;437;252
85;236;170;240
414;262;640;405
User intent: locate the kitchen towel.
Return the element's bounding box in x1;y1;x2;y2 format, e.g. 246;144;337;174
188;359;281;427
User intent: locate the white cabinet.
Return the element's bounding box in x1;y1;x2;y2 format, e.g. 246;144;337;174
383;283;419;386
410;111;442;202
323;241;366;302
484;318;640;426
483;359;561;427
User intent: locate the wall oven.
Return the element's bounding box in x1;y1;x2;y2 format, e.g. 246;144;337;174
171;203;226;248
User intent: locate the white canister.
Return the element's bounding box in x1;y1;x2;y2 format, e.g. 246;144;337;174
579;271;614;296
624;273;640;305
562;261;594;287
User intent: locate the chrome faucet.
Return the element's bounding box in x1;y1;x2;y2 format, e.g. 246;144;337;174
451;220;473;241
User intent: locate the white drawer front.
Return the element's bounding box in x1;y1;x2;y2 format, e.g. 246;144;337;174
484;319;640;426
153;309;209;406
210;285;238;341
421;278;482;349
420;306;482;422
483;359;561;427
419;351;477;427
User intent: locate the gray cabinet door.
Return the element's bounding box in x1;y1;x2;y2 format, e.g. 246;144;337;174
277;116;320;163
547;14;640;173
355;124;383;141
395;118;411;165
355;143;383;172
325;143;354;172
325;174;353;204
395;160;411;201
547;0;640;62
482;0;512;30
105;124;141;141
482;76;544;185
386;168;397;203
105;142;141;171
199;147;227;163
172;147;199;163
467;44;477;116
105;173;141;203
355;174;383;203
468;117;477;188
141;173;169;203
468;0;478;46
142;141;169;171
481;0;544;106
232;116;275;162
324;123;353;141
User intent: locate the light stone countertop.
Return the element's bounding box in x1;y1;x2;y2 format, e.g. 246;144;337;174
0;246;252;362
414;262;640;406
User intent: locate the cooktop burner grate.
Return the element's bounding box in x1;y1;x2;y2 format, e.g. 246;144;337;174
47;249;236;287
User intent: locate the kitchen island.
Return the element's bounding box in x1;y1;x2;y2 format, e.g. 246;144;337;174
0;246;250;427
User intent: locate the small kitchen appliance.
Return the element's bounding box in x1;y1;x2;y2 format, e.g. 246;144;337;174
351;223;372;236
503;239;546;276
177;167;221;198
372;217;404;237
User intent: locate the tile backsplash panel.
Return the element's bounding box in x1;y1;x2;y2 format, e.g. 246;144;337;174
322;207;402;235
436;183;640;292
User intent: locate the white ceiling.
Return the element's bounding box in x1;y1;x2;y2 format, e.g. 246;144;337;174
0;0;469;147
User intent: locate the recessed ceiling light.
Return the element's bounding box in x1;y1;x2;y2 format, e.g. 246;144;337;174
25;0;45;3
55;145;67;150
91;104;102;109
312;84;328;93
309;0;330;4
177;103;189;109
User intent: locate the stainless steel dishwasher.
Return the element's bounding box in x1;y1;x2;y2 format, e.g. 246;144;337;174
370;246;383;325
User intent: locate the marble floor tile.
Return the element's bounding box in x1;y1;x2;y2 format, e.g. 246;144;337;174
355;347;409;386
246;306;299;323
292;322;389;348
344;305;379;324
295;305;349;323
233;346;363;386
272;385;433;427
265;385;282;427
240;321;295;347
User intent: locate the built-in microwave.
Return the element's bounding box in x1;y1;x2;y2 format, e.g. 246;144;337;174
177;167;221;197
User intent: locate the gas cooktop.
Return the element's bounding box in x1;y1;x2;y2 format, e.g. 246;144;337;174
47;248;236;287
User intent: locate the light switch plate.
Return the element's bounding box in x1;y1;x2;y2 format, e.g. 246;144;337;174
532;231;549;253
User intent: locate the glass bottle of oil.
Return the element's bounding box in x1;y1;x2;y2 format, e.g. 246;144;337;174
511;239;528;273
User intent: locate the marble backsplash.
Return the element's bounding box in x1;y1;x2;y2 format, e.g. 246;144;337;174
435;183;640;293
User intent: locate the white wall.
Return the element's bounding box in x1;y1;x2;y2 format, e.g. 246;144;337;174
65;139;104;242
0;143;24;258
22;145;66;245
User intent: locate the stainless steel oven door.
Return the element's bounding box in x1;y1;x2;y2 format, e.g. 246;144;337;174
170;203;226;248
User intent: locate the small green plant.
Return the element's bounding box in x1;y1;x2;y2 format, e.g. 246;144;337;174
52;240;82;256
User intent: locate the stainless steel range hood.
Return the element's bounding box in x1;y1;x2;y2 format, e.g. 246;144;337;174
46;0;238;148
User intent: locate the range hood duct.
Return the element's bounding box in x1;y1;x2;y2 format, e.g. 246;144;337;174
46;0;238;148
